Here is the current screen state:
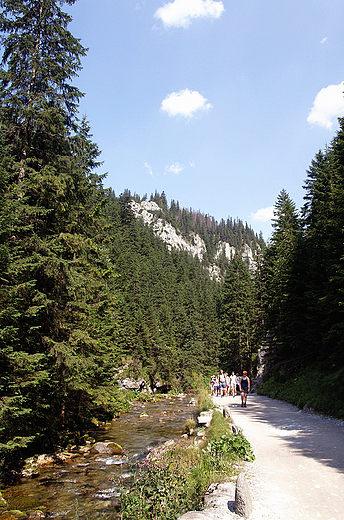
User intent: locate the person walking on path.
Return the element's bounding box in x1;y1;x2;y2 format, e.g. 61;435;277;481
229;371;237;397
219;369;226;397
240;370;250;407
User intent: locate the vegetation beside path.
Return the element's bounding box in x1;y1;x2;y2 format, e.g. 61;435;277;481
259;363;344;420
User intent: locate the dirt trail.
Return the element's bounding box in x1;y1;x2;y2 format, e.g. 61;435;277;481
213;393;344;520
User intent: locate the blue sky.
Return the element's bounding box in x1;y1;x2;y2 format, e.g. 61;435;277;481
68;0;344;240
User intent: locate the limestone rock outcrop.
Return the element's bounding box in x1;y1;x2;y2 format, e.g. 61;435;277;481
129;200;256;280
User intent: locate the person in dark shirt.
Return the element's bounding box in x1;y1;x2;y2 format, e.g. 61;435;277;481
240;371;250;407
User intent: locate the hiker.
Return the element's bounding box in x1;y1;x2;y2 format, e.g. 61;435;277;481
210;375;217;396
229;371;237;397
219;369;226;397
225;372;230;396
236;373;240;395
240;371;250;407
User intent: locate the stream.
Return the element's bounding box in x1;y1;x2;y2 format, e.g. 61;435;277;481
1;394;196;520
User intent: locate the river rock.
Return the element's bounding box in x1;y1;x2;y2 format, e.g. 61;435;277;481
37;454;55;466
21;458;40;478
91;441;123;455
0;492;7;508
0;514;22;520
234;472;252;518
27;512;45;520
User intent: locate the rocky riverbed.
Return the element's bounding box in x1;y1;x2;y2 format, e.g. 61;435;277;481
0;395;196;520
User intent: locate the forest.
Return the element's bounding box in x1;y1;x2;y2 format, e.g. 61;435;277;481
1;0;344;477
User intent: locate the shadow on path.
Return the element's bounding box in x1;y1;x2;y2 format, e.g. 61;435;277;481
215;394;344;475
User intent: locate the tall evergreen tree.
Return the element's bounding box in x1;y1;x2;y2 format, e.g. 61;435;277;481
0;0;87;179
263;190;305;364
220;254;258;374
0;1;126;474
302;119;344;365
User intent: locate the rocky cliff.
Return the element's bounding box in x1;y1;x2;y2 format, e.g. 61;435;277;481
129;200;256;280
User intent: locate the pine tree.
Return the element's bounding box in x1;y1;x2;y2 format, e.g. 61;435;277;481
263;190;305;364
0;0;87;180
220;254;258;374
302;119;344;365
0;1;126;473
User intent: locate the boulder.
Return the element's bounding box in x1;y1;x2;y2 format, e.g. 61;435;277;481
232;424;241;434
177;513;210;520
223;406;231;418
91;441;123;455
153;382;171;393
119;378;146;391
234;472;252;518
197;410;213;427
36;454;55;466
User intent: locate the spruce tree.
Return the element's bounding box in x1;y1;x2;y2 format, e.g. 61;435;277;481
0;1;126;473
263;190;304;365
302;119;344;365
220;254;258;374
0;0;87;180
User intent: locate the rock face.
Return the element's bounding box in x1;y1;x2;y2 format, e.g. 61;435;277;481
130;200;206;260
129;200;256;279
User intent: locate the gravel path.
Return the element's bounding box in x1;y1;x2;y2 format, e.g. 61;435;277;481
213;393;344;520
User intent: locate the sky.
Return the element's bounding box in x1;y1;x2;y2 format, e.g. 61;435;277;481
67;0;344;240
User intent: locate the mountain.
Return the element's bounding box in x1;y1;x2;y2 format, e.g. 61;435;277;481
129;194;261;280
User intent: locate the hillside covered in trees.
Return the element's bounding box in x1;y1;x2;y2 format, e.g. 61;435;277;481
1;0;344;479
0;0;264;476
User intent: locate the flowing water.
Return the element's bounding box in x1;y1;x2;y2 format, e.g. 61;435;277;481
1;395;196;520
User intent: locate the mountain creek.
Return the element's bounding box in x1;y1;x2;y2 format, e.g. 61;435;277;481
1;395;196;520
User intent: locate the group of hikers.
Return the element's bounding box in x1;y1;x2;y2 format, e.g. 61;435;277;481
210;369;250;407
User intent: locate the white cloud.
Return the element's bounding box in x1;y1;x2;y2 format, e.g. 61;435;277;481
307;82;344;129
144;162;153;176
154;0;224;28
165;162;185;175
161;88;212;117
251;206;275;222
320;37;327;44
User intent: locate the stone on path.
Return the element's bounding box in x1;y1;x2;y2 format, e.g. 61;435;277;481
234;472;253;518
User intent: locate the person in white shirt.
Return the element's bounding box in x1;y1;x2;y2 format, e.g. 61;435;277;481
229;371;237;397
